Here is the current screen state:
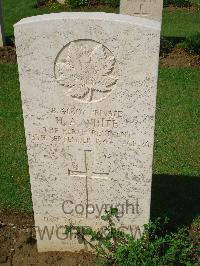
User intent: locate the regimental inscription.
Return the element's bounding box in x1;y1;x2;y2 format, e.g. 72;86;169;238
55;40;118;103
28;106;152;147
68;150;109;216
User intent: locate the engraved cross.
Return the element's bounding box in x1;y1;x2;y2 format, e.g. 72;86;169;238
68;150;109;215
134;4;148;15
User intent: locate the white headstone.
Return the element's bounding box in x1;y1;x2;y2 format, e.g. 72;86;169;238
0;0;5;46
120;0;163;21
14;12;161;252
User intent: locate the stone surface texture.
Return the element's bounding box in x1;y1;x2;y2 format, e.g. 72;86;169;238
120;0;163;21
14;12;161;252
0;0;5;46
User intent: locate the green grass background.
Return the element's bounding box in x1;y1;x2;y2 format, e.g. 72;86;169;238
0;0;200;227
2;0;200;38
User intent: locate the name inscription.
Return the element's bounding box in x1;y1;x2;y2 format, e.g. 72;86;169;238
28;106;150;148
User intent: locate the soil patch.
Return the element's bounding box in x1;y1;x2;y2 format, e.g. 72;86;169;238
0;46;17;64
165;4;199;11
159;46;200;67
0;212;95;266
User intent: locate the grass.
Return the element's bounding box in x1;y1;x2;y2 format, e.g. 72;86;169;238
0;64;32;213
153;68;200;176
2;0;200;39
162;9;200;38
0;65;199;221
2;0;118;39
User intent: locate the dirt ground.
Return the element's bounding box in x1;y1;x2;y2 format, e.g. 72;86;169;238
159;46;200;67
0;47;17;64
0;45;199;67
0;212;95;266
165;5;199;11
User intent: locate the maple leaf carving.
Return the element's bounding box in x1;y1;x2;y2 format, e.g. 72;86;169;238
55;40;117;102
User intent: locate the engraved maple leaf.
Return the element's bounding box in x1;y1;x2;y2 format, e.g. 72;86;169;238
56;42;117;102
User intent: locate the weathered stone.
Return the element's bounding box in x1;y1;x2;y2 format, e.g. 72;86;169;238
0;255;8;264
0;0;5;46
14;12;161;252
120;0;163;21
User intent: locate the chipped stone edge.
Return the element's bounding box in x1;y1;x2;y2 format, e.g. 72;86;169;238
14;12;161;31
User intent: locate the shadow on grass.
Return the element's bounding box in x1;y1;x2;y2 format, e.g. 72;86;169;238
5;35;15;46
159;36;186;56
164;36;186;46
33;0;48;9
151;174;200;229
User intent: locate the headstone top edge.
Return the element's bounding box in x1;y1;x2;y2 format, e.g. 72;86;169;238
14;12;161;30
